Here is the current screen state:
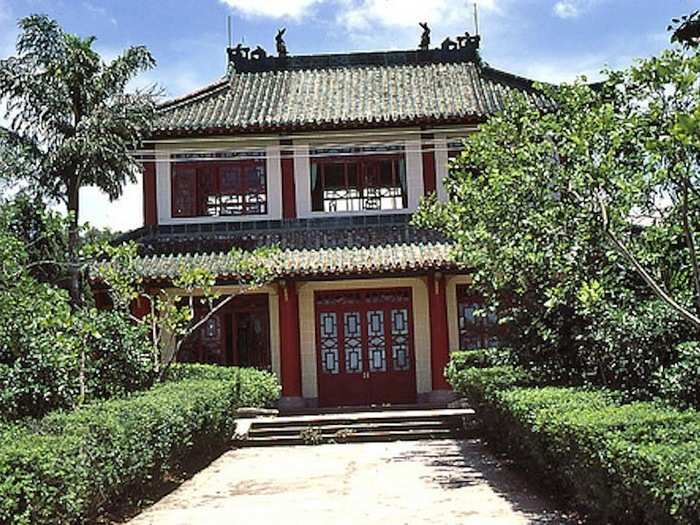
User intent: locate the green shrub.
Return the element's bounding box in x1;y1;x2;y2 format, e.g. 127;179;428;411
165;364;281;407
446;353;700;524
447;348;515;370
655;342;700;409
445;358;531;402
79;310;156;400
0;365;280;525
0;302;156;421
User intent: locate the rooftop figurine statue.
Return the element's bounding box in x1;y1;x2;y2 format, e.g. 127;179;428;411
419;22;430;50
276;28;288;58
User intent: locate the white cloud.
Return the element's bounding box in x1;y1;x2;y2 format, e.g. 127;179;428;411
553;0;601;19
518;58;604;83
219;0;323;19
220;0;499;25
337;0;498;31
83;2;118;26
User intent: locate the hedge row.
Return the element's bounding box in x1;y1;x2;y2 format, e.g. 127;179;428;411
446;350;700;524
0;365;280;525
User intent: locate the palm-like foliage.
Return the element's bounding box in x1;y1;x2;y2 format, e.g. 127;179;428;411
0;15;157;305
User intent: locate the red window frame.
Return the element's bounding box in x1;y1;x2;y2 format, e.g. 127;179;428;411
310;154;407;212
456;285;503;350
171;159;267;218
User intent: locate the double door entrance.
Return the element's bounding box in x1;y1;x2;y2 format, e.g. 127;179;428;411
315;288;417;407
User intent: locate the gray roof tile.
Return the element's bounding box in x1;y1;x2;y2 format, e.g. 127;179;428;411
153;58;548;136
126;242;460;281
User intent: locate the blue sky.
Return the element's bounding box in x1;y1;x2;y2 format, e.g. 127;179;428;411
0;0;694;231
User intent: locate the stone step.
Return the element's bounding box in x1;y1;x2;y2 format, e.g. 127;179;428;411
249;419;462;438
248;408;474;430
279;402;450;416
237;427;465;447
233;408;474;447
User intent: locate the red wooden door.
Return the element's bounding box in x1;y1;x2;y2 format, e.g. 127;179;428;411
315;289;417;407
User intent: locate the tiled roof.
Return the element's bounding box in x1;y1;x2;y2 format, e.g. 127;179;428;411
120;215;446;256
152;47;548;137
123;242;459;281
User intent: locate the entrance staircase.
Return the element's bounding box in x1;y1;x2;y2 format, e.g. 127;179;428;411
233;407;474;447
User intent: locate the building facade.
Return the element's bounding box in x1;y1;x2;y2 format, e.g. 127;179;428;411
118;34;546;408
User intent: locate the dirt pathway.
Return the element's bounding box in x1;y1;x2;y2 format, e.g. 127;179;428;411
128;439;574;525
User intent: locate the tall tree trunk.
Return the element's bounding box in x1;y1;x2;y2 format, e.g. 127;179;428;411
67;175;82;308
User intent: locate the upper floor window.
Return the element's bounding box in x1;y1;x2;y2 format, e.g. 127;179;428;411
172;159;267;218
310;147;407;213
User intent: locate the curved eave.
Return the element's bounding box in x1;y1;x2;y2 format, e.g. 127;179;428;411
91;263;466;288
145;113;488;140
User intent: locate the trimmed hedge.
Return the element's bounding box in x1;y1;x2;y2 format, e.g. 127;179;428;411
164;363;281;407
446;351;700;524
0;365;280;525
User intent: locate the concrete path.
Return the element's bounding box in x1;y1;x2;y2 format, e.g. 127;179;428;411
129;439;574;525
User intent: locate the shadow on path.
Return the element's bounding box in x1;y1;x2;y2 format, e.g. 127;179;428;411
390;438;582;524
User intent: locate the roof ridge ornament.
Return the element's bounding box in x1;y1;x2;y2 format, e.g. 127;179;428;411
276;28;288;58
419;22;430;51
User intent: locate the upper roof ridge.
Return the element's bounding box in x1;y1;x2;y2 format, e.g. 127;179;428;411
226;38;481;74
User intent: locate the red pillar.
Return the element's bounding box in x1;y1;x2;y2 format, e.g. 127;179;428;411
422;133;436;195
280;140;297;219
428;272;451;390
278;280;302;397
130;295;151;320
142;161;158;226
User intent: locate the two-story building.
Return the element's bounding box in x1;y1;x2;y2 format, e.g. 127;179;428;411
118;32;547;408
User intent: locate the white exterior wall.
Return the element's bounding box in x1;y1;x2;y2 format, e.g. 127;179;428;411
434;134;449;202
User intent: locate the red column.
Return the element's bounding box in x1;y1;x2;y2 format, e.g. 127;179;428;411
130;295;151;320
422;133;436;195
278;280;302;397
280;140;297;219
142;161;158;226
428;272;451;390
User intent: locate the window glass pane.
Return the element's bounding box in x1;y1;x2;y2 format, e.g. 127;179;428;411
367;310;387;372
343;312;363;374
311;163;323;211
324;164;345;189
172;167;197;217
216;161;268;216
319;312;340;374
347;163;359;188
198;168;217;216
311;154;407;213
377;160;394;187
173;161;267;218
244;164;266;191
391;308;411;371
220;166;241;193
456;286;503;351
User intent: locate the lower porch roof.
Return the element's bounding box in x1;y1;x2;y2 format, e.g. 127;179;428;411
132;242;460;282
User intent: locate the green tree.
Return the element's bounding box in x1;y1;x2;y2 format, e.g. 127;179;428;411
415;33;700;384
93;242;280;378
0;202;153;419
0;15;156;307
